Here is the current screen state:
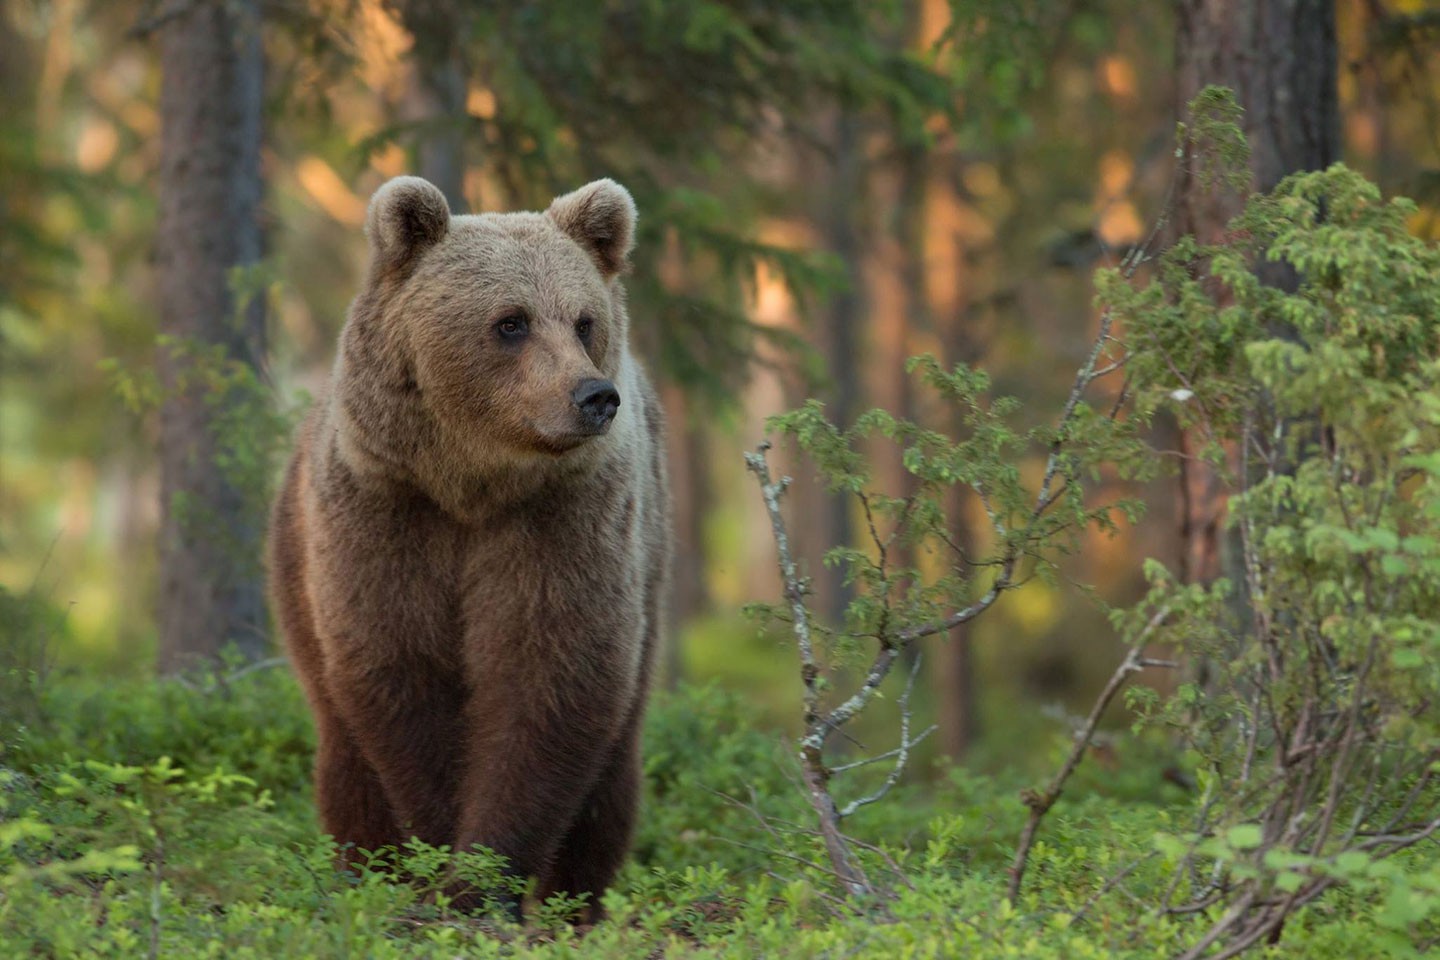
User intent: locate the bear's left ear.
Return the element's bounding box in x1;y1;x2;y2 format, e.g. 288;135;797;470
546;179;637;279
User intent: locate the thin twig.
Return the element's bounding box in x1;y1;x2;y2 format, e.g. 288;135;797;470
1007;607;1171;902
220;655;288;685
840;655;926;818
169;656;288;695
829;726;938;774
1069;852;1158;926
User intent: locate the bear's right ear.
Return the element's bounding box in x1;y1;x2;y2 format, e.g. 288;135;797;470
546;179;637;279
365;176;450;275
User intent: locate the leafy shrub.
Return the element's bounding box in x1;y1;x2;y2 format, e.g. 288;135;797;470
1104;163;1440;955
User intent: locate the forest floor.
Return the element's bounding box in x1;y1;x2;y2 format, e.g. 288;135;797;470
0;668;1421;958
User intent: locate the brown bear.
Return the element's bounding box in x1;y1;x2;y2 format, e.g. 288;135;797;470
267;175;669;919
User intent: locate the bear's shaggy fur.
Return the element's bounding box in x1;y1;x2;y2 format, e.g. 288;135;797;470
267;177;668;915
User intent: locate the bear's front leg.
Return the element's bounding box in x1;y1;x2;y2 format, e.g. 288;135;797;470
535;706;644;922
451;671;631;911
312;705;402;863
323;648;470;849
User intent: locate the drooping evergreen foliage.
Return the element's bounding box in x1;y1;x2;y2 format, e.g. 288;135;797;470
436;1;956;399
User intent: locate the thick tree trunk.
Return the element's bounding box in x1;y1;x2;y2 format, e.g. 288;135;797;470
156;0;267;671
1172;0;1339;586
1175;0;1339;202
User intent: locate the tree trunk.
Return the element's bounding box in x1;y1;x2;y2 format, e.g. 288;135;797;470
397;2;468;212
1176;0;1339;202
1172;0;1339;586
818;109;865;626
939;279;984;757
156;0;267;671
894;134;981;754
660;382;712;687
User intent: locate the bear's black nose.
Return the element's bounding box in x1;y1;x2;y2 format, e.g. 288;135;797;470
573;378;620;432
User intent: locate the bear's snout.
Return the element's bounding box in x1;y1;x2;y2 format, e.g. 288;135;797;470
572;378;621;434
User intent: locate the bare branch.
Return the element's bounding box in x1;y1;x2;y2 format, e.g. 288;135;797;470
894;585;1003;644
744;442;822;735
840;655;927;819
745;442;871;897
829;725;938;774
169;656;288;695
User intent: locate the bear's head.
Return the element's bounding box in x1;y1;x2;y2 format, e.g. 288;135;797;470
353;176;638;468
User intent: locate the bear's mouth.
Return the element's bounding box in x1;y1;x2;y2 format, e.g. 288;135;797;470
540;435;593;454
525;424;608;456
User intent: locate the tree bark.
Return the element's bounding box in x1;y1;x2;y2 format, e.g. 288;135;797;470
156;0;268;671
1172;0;1339;586
1175;0;1339;203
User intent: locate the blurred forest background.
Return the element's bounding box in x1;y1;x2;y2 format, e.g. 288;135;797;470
3;0;1440;770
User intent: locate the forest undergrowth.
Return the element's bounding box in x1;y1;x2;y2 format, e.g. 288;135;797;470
0;664;1431;958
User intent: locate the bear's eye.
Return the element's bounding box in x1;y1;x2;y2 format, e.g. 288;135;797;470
495;315;529;340
575;317;594;343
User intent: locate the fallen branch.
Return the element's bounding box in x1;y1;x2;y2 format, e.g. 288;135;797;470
169;656;289;695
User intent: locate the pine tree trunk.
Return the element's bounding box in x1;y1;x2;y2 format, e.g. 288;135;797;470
155;0;267;672
894;135;980;754
939;287;984;756
397;2;468;212
819;109;865;626
660;383;712;687
1172;0;1339;586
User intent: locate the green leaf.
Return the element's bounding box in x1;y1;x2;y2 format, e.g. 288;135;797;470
1225;824;1264;851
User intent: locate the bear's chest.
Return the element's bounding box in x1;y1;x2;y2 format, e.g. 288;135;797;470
455;484;646;659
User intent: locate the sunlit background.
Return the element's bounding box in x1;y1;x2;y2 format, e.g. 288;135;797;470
3;0;1438;773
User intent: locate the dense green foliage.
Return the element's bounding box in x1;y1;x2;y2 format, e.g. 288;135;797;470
0;669;1417;958
1104;160;1440;953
